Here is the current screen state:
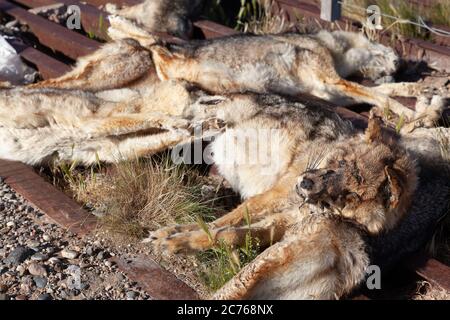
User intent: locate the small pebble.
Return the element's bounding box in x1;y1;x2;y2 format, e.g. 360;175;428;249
4;246;33;266
16;265;26;276
126;291;137;300
6;221;15;228
28;262;47;276
48;257;60;265
33;276;48;289
61;249;78;259
31;253;48;261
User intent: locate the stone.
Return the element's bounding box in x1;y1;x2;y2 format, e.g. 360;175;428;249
85;246;94;256
31;253;48;261
33;276;47;289
37;293;52;300
48;257;60;264
16;265;26;276
126;291;137;300
4;193;15;200
4;246;33;266
0;284;7;293
27;240;40;249
61;249;78;259
28;262;47;276
6;221;15;228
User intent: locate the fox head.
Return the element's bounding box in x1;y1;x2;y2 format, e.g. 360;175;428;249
360;40;400;80
296;114;418;234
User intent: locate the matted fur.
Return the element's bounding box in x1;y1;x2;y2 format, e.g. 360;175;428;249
147;31;445;132
105;0;205;39
147;96;419;299
103;18;446;131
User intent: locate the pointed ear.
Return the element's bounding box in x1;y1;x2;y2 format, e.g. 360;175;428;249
384;166;403;208
365;110;383;144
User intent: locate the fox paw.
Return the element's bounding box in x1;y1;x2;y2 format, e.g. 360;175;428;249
145;235;186;254
144;230;211;254
403;95;446;133
142;223;200;245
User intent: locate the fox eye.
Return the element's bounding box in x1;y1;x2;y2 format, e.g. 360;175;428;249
338;160;346;167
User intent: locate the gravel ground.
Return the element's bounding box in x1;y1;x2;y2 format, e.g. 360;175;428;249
0;178;151;300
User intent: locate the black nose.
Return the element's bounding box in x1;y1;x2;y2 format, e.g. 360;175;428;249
300;178;314;190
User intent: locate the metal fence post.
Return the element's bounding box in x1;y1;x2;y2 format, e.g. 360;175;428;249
320;0;341;22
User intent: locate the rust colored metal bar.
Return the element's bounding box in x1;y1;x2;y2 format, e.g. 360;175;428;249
0;0;101;59
0;160;97;235
111;255;199;300
276;0;321;17
409;256;450;291
20;47;71;79
12;0;54;7
6;37;71;79
351;294;371;300
82;0;141;6
194;20;238;38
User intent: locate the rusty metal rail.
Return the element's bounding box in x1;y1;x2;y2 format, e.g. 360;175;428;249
0;0;449;299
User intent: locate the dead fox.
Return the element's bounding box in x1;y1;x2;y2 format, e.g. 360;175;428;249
105;0;205;39
34;21;446;132
148;31;447;132
145;95;418;299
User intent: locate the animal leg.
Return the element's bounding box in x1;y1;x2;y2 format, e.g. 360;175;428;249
149;212;290;254
401;95;446;133
212;237;302;300
145;173;297;240
28;39;153;91
372;82;428;97
324;79;415;118
213;224;369;300
322;79;445;130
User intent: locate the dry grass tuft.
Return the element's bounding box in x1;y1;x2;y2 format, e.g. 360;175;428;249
342;0;450;40
53;155;224;240
237;0;297;34
97;157;221;239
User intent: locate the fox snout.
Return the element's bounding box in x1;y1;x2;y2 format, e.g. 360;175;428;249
296;169;337;202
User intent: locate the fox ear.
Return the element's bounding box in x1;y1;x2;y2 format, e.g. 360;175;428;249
384;166;403;208
365;111;383;144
